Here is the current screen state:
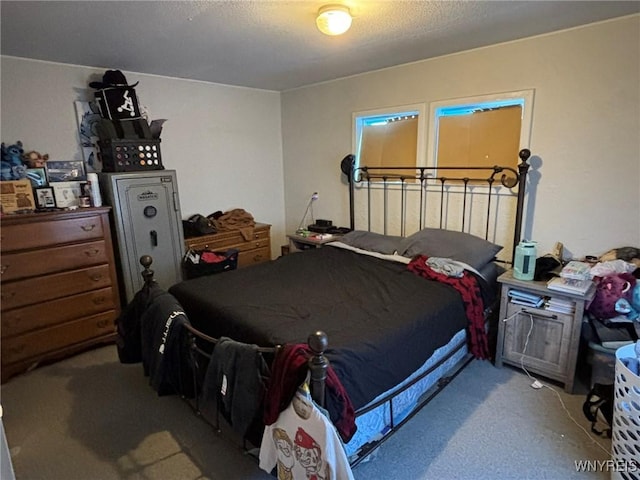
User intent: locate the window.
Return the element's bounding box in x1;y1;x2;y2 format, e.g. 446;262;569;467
428;90;534;175
353;104;426;171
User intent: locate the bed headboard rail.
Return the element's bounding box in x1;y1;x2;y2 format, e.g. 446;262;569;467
348;149;531;264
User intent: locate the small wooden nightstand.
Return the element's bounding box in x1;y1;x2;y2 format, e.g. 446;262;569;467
495;270;596;393
286;233;341;253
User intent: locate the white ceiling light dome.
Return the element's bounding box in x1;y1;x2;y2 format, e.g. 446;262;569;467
316;5;352;36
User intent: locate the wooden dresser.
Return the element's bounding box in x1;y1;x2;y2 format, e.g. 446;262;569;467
184;222;271;268
1;207;121;382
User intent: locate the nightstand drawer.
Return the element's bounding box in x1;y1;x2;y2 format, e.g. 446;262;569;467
502;305;573;377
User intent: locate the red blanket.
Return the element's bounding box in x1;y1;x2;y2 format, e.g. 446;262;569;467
407;255;490;360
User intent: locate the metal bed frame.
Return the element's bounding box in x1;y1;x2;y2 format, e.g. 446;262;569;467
137;148;531;467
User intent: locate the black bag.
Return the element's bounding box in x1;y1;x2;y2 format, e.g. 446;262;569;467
183;248;239;279
582;382;614;437
182;214;216;237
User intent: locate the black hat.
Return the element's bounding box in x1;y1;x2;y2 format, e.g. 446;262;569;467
89;70;139;89
340;154;355;180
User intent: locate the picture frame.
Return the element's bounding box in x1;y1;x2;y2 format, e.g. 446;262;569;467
52;181;82;208
26;168;47;188
46;160;87;183
34;186;57;209
0;179;36;213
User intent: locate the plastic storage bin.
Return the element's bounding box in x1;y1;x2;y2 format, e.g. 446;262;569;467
611;343;640;480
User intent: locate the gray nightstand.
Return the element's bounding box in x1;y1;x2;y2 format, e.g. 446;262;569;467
286;233;341;253
495;270;596;393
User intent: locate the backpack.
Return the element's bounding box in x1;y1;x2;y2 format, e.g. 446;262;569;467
582;382;614;437
182;214;216;237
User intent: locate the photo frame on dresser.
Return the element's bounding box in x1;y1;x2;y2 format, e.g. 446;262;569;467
34;186;57;209
46;160;87;183
26;168;47;187
51;181;82;208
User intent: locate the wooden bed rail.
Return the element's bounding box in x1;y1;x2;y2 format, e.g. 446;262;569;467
138;255;330;407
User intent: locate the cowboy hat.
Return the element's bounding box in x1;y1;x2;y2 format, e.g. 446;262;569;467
89;70;139;89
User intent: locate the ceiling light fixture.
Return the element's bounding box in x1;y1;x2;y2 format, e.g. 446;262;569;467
316;5;352;36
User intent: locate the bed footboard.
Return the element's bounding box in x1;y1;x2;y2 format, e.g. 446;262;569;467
138;255;330;408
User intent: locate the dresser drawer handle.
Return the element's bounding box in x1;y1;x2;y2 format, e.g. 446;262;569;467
519;307;558;320
253;254;264;262
89;274;103;282
84;249;101;257
0;264;8;275
92;296;106;305
81;224;96;232
255;242;262;247
96;319;110;328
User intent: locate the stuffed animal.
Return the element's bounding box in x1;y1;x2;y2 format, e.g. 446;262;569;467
23;150;49;169
1;141;26;180
588;273;636;320
600;247;640;268
615;281;640;321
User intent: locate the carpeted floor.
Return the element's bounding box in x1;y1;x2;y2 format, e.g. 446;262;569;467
1;345;611;479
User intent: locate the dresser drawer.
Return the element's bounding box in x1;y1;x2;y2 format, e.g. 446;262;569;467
238;246;271;267
1;311;116;365
2;287;117;338
185;224;270;251
0;214;105;252
1;240;109;281
1;264;113;310
188;237;270;254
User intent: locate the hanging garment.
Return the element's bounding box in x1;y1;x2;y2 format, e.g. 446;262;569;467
202;337;269;438
260;386;354;480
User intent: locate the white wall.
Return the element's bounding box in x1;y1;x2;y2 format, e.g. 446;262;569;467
281;15;640;260
0;57;286;258
3;15;639;261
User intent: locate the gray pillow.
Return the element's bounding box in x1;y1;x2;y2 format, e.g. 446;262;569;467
398;228;502;270
339;230;403;255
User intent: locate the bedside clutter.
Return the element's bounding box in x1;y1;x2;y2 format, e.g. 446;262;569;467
183;209;271;269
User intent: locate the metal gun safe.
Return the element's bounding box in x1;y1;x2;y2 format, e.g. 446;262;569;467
99;170;184;304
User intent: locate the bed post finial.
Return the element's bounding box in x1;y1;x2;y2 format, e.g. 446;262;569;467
308;331;329;408
512;149;532;263
140;255;155;286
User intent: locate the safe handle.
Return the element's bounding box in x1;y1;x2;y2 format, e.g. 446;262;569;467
150;230;158;247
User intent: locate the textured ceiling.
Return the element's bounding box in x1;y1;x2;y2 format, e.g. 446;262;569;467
1;1;638;91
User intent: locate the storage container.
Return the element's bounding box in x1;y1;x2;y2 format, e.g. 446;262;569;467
513;240;537;280
611;343;640;480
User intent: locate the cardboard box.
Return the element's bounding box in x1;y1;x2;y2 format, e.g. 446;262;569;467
0;180;36;213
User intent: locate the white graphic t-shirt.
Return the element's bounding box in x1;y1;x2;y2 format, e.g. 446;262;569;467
259;387;354;480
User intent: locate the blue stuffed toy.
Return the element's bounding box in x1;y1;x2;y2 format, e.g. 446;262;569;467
616;281;640;321
1;141;27;181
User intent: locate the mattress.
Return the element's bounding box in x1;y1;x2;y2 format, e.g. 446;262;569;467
169;246;470;410
345;328;468;458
